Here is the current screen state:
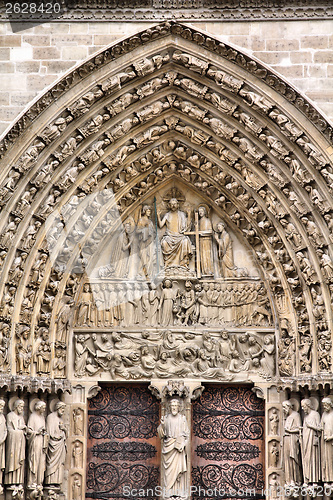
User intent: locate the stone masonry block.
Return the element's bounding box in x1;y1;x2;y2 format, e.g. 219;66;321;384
93;35;123;46
44;60;76;74
0;93;10;106
0;48;10;60
307;65;327;78
272;65;304;79
301;35;329;49
0;62;14;73
290;51;313;64
23;35;51;46
0;74;26;91
0;35;21;47
266;39;300;51
254;51;291;65
15;61;41;73
26;74;58;91
51;35;93;46
10;92;38;106
61;46;88;60
33;47;60;60
314;51;333;64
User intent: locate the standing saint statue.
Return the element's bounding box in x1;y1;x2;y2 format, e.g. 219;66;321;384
197;206;214;276
157;198;192;268
27;400;48;486
213;221;236;278
282;400;302;487
4;399;26;485
136;205;156;279
321;397;333;485
0;399;7;492
45;402;67;486
158;399;189;499
301;398;321;485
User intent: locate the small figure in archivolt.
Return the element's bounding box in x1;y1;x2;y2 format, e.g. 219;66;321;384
158;399;189;499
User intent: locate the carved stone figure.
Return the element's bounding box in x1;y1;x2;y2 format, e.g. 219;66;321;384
269;440;279;468
72;473;82;500
0;399;6;488
213;221;235;278
27;400;48;486
282;400;302;486
159;279;177;326
45;402;67;486
301;398;321;485
5;399;26;485
56;300;74;343
72;441;83;469
321;397;333;484
16;327;32;375
158;198;192;269
197;206;214;277
73;409;84;436
269;408;279;435
158;399;189;498
137;205;156;279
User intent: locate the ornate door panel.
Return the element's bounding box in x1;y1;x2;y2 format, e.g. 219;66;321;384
86;384;160;499
192;386;265;499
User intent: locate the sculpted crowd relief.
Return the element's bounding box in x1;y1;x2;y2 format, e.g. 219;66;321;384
73;329;275;381
75;279;271;329
282;398;333;495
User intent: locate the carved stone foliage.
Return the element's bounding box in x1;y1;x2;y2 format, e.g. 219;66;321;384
192;386;264;498
87;385;159;499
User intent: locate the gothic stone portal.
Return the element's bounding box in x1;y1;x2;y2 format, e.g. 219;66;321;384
86;385;265;500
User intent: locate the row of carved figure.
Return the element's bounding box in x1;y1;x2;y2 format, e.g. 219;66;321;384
76;280;271;328
282;398;333;492
74;329;276;379
0;399;67;498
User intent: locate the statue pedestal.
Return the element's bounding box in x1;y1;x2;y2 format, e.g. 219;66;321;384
5;485;24;500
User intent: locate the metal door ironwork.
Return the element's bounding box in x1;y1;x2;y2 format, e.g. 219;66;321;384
86;384;160;499
192;386;265;500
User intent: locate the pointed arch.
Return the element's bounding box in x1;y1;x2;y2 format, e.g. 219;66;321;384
0;21;332;385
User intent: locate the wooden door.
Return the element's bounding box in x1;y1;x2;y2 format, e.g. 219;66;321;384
86;384;160;499
192;385;265;499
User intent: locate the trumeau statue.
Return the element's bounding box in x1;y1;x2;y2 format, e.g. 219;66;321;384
158;399;189;499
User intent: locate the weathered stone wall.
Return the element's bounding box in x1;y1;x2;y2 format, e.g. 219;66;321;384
0;19;332;135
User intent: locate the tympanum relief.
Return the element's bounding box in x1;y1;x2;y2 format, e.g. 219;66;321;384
72;188;274;383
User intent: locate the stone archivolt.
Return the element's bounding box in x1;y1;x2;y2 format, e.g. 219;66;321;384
0;19;331;500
